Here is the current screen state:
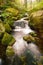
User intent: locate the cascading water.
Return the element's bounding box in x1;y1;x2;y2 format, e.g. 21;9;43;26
12;18;41;59
1;18;41;65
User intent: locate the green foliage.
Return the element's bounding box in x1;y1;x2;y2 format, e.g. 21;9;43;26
29;1;43;13
1;11;15;27
0;0;27;58
5;19;14;27
5;7;19;16
1;12;12;18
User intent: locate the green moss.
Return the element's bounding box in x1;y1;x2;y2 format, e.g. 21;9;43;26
4;23;12;33
6;46;14;56
5;19;14;27
29;9;43;53
0;22;5;38
29;32;37;37
29;10;43;32
23;35;35;43
2;32;16;46
5;7;19;16
0;22;5;33
23;35;30;41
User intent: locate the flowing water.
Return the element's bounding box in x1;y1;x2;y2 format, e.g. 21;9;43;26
0;18;41;65
12;18;41;58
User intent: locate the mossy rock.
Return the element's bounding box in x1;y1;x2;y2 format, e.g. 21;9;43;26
29;10;43;30
0;22;5;33
6;46;14;57
23;35;35;43
29;10;43;53
29;32;37;37
5;20;14;27
2;32;16;46
0;22;5;38
29;10;43;38
4;23;12;33
5;7;19;16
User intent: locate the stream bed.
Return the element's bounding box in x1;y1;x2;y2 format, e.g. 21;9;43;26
0;19;41;65
13;19;41;57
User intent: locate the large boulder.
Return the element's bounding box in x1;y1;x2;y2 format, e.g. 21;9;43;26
29;10;43;53
29;10;43;32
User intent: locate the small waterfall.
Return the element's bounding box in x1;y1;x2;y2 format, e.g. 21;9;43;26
12;18;41;58
7;18;41;65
